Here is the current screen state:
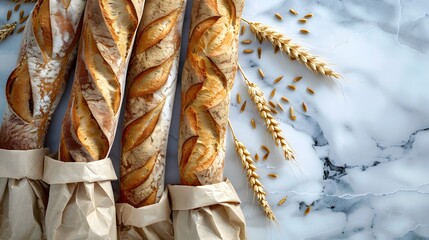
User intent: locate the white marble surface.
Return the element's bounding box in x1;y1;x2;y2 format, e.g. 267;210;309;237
1;0;429;239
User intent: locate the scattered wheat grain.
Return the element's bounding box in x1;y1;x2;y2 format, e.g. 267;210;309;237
270;89;276;98
289;9;298;15
302;102;308;112
267;173;278;179
241;25;246;35
300;29;310;34
7;10;12;21
278;196;288;206
304;13;313;19
293;76;302;82
243;49;254;54
258;68;265;79
274;76;283;84
281;96;289;103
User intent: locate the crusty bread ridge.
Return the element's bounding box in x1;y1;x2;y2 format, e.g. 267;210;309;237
59;0;145;162
0;0;86;150
178;0;245;185
119;0;187;207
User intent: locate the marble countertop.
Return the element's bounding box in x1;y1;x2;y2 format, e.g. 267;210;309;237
1;0;429;239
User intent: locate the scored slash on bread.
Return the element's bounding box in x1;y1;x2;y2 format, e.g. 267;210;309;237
178;0;245;186
59;0;145;162
119;0;187;207
0;0;86;150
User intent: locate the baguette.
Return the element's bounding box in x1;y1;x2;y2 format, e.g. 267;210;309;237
178;0;244;185
59;0;145;162
119;0;187;207
0;0;86;150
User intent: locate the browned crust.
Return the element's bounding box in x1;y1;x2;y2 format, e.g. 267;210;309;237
178;0;244;186
0;0;86;150
119;0;186;207
58;0;145;162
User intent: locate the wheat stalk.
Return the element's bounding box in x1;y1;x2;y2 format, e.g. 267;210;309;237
237;64;296;160
228;121;276;221
0;23;16;42
242;19;340;79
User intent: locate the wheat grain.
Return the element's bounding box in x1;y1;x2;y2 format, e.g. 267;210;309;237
270;88;276;98
289;106;296;121
228;121;276;221
241;39;252;44
238;63;296;160
242;19;340;78
278;196;287;206
240;101;247;112
0;23;17;41
304;13;313;19
251;119;256;129
14;3;21;11
274;76;283;84
293;76;302;82
270;108;278;114
275;13;283;20
243;49;254;54
289;9;298;15
258;47;262;59
7;10;12;21
277;101;285;111
307;87;315;95
241;25;246;35
16;25;24;33
304;205;311;216
237;93;242;104
263;152;270;160
261;145;270;153
300;29;310;34
258;68;265;79
281;96;289;103
254;153;260;161
19;15;28;24
302;102;308;112
268;100;276;108
298;18;307;24
267;173;278;179
288;85;296;91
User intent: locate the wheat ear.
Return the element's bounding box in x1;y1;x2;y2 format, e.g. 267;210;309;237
237;64;296;160
0;23;16;42
228;120;276;221
242;19;340;79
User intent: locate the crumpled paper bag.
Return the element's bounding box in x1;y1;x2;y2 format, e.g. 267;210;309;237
116;190;174;240
43;156;117;240
0;148;49;240
168;179;246;240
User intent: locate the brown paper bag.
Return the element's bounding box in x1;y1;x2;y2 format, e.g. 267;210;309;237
0;148;49;240
43;156;117;240
116;190;174;240
168;179;246;240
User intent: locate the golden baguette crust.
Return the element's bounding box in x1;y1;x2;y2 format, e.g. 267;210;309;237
59;0;145;162
119;0;186;207
178;0;244;185
0;0;86;150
